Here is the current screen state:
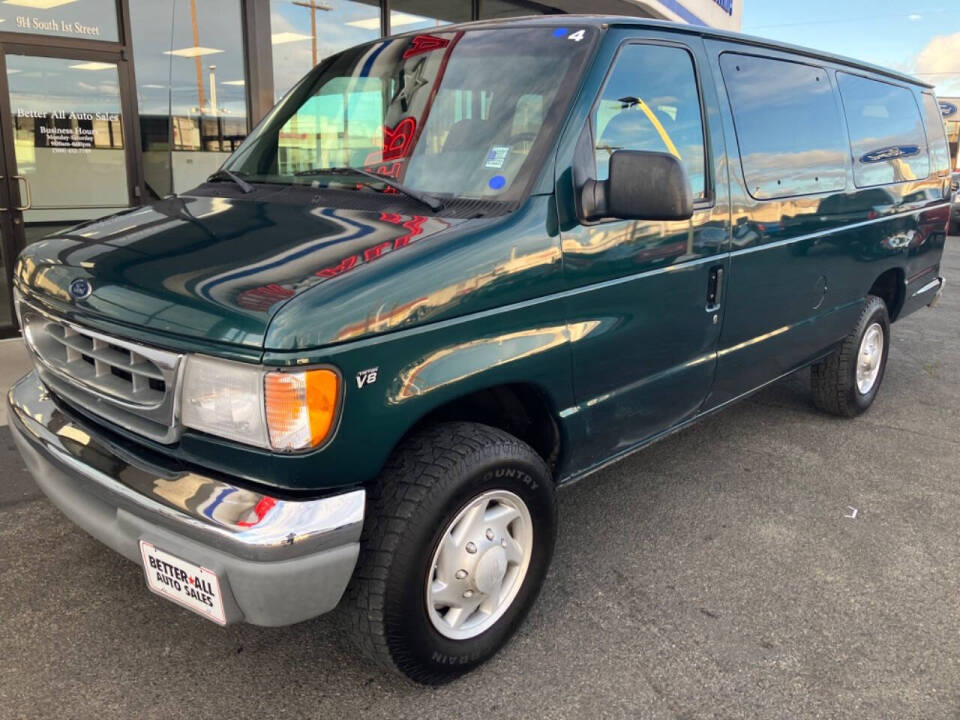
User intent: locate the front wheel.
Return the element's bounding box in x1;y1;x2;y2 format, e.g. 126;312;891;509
811;294;890;417
343;422;556;684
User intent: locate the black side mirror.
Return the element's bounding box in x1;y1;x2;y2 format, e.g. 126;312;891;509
582;150;694;222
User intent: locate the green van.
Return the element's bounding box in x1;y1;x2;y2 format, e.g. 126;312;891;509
8;16;951;684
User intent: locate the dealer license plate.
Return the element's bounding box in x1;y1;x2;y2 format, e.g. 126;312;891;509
139;541;226;625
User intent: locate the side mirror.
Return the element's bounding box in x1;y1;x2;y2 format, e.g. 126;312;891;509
582;150;694;222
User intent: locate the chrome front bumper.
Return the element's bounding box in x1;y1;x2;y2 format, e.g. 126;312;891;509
7;371;364;626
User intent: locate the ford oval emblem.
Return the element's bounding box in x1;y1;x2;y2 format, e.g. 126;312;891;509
69;278;92;300
859;145;920;164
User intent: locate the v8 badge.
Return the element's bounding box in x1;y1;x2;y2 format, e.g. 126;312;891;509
356;367;379;389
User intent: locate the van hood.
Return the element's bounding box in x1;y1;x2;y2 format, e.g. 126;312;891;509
14;191;463;350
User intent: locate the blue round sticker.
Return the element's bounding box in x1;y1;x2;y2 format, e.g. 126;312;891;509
552;27;568;38
488;175;507;190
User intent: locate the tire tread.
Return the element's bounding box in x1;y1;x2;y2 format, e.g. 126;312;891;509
811;295;888;417
341;422;550;683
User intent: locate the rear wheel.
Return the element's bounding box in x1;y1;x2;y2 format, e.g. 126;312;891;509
343;422;556;684
811;294;890;417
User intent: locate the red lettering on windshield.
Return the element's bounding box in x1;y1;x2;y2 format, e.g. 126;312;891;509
381;117;417;161
402;34;451;59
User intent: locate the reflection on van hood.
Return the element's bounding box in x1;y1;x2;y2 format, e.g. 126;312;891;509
14;193;461;349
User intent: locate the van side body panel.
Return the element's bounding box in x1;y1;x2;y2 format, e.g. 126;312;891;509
703;39;949;407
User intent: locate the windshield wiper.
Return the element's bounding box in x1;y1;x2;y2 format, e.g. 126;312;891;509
294;166;444;212
207;169;254;194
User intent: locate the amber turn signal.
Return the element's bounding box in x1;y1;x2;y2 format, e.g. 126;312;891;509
264;368;339;450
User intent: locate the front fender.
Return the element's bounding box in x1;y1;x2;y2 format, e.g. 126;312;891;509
261;298;592;491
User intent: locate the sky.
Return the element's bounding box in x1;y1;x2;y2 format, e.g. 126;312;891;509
740;0;960;98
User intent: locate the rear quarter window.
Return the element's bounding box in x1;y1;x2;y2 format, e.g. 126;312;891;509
719;53;847;200
836;72;930;187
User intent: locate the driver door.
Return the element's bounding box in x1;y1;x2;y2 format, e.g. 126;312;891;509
559;33;731;470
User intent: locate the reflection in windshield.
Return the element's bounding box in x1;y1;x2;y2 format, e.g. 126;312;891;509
225;27;595;203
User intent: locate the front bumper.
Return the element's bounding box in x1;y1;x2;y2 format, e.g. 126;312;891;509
7;371;364;626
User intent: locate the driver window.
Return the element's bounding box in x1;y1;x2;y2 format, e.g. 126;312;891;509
593;43;706;199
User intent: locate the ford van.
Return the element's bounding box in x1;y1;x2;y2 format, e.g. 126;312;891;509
8;16;951;684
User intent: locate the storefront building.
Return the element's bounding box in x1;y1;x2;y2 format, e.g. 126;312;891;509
940;97;959;169
0;0;741;337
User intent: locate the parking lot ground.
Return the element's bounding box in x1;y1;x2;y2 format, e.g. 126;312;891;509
1;239;958;720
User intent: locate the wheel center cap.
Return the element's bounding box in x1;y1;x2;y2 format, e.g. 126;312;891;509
474;545;508;595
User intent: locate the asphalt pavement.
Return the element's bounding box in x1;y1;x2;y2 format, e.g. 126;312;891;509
1;239;959;720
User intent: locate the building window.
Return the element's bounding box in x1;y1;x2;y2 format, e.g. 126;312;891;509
0;0;118;42
389;0;471;34
946;118;960;169
270;0;382;102
130;0;247;198
594;44;707;199
720;53;848;199
837;73;930;188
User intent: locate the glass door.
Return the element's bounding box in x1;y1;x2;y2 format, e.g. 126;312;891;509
0;45;139;336
6;52;132;243
0;52;20;334
0;138;16;332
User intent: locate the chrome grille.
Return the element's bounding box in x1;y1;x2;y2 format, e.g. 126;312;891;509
20;300;184;444
42;323;167;405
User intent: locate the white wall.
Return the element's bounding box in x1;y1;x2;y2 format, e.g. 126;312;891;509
143;150;231;198
543;0;741;31
20;147;129;227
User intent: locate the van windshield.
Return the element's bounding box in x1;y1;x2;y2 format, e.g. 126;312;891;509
224;27;597;204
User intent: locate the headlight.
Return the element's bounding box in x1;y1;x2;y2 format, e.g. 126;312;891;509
181;355;340;451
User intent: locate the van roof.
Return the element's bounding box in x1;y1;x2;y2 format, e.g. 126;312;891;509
412;15;932;90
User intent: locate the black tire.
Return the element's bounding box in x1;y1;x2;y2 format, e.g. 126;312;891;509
342;422;556;684
811;294;890;417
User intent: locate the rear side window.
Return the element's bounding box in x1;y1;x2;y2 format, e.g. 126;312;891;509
836;73;930;187
592;43;707;199
921;93;951;176
719;53;847;200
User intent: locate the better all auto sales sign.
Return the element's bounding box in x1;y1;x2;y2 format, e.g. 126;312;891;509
139;541;227;624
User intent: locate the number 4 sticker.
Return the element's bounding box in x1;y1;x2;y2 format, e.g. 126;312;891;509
569;29;586;42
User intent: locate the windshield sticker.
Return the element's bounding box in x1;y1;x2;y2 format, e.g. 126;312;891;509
552;28;568;37
391;57;430;111
484;146;510;169
568;29;586;42
403;34;451;59
488;175;507;190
